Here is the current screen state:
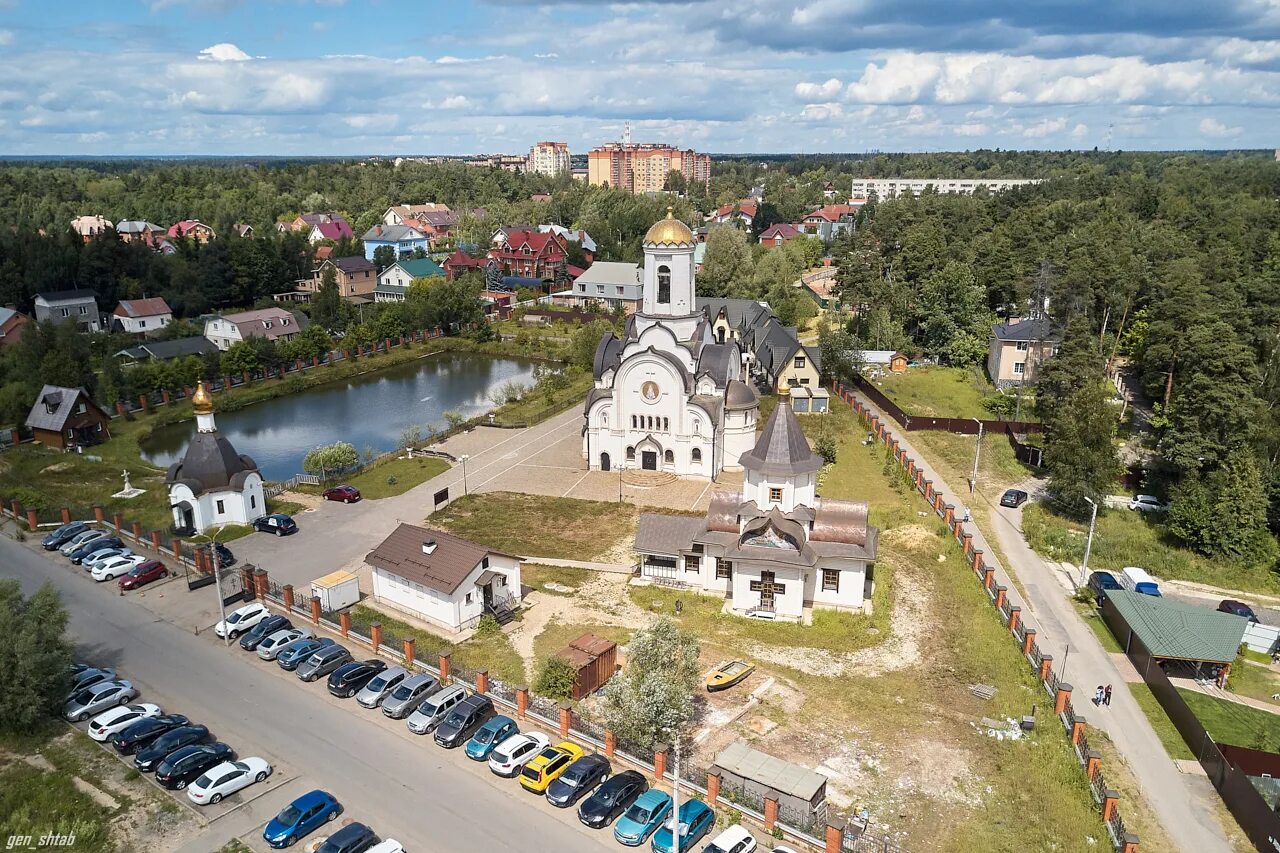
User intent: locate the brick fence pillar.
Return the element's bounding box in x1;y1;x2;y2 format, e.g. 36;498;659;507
953;519;965;541
1023;627;1036;656
943;504;955;525
962;532;973;555
971;548;983;572
61;507;71;524
653;745;668;779
439;652;451;683
706;771;721;805
115;401;126;416
193;548;206;574
339;611;351;638
151;530;161;551
403;637;415;667
131;520;143;540
296;359;304;371
934;493;945;513
476;670;488;694
26;509;38;529
604;730;616;758
516;685;529;719
1039;654;1054;682
1008;606;1021;634
994;585;1007;611
239;566;254;596
558;701;572;738
1122;833;1140;853
312;355;320;367
112;512;123;530
93;504;105;523
171;538;181;560
924;481;933;500
184;385;193;399
1086;749;1101;780
1071;716;1087;745
825;819;845;853
982;567;995;590
1055;682;1073;715
242;371;251;385
763;797;779;830
222;375;232;390
283;584;295;612
370;623;382;654
161;389;171;406
138;394;149;410
9;498;20;518
253;567;268;599
309;596;321;625
1102;789;1119;822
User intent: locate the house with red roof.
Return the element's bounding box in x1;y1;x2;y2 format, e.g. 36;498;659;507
308;219;355;243
0;306;29;348
486;228;568;281
168;220;216;243
112;297;173;334
710;201;759;228
758;223;806;247
801;203;863;241
443;250;488;281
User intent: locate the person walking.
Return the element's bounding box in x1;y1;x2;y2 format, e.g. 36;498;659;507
1104;684;1113;707
1093;685;1104;706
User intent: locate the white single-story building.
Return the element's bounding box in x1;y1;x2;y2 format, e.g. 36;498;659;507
364;523;522;634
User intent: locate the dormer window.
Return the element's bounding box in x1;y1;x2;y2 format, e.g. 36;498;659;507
422;539;437;555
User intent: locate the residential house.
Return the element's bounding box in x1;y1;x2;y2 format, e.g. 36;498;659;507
70;215;113;241
487;228;567;281
442;250;488;281
987;318;1062;387
365;523;523;634
861;350;909;374
308;219;355;244
168;220;216;243
0;307;29;348
203;307;308;351
362;224;428;262
569;261;641;312
116;336;216;364
407;209;460;248
111;297;173;334
530;192;552;203
527;141;571;177
710;201;758;229
376;258;445;302
538;225;596;263
299;257;378;300
25;385;111;450
382;203;451;226
698;297;825;410
232;223;254;238
758;223;805;247
34;290;101;332
116;221;165;244
800;204;861;241
821;180;837;199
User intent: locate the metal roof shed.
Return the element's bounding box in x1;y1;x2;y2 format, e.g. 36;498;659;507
1103;590;1247;665
712;740;827;818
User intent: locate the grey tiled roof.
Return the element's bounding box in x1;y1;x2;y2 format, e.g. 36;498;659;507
634;513;707;555
25;385;103;432
738;400;824;477
991;318;1061;342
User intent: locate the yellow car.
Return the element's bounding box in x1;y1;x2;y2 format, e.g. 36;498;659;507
518;741;584;793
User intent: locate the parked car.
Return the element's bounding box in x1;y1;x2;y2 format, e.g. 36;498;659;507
434;694;494;748
277;637;335;671
214;602;269;640
488;732;551;777
546;753;610;808
406;684;466;734
381;673;439;720
315;822;379;853
519;741;584;793
578;769;647;829
366;842;405;853
322;485;362;503
651;798;714;853
327;660;387;698
42;521;88;550
612;789;673;846
262;789;344;849
111;714;190;755
239;614;292;651
1129;494;1168;513
254;514;297;536
999;489;1029;508
356;666;408;709
69;536;123;565
703;825;759;853
155;742;235;790
196;542;236;567
65;680;137;722
297;645;353;683
257;628;313;661
68;667;116;698
119;560;169;591
1219;600;1261;623
187;757;272;805
60;528;106;556
91;554;146;582
135;725;212;772
465;715;518;761
88;703;161;741
1087;571;1122;605
83;547;132;571
1120;566;1161;597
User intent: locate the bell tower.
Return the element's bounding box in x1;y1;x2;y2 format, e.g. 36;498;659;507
641;207;696;317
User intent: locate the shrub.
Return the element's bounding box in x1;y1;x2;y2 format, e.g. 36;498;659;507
473;614;501;638
534;655;577;702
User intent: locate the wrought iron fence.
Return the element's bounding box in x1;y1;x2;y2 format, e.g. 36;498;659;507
999;597;1013;621
673;760;707;788
451;662;479;688
1030;643;1045;671
488;678;517;705
1106;811;1127;847
1013;620;1027;645
571;715;607;748
778;801;826;835
719;780;768;814
842;829;910;853
527;694;560;724
1043;667;1059;697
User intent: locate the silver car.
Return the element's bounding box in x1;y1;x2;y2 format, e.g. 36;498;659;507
381;673;439;720
356;666;409;709
256;627;312;661
65;679;136;722
406;684;466;734
296;645;352;682
60;529;105;556
67;667;116;700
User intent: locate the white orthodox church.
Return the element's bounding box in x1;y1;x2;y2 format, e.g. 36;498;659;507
583;208;760;477
165;382;265;535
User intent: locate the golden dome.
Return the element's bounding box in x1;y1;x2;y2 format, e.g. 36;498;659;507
644;206;694;247
191;381;213;415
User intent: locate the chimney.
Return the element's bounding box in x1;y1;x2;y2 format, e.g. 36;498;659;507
422;539;437;555
376;225;383;236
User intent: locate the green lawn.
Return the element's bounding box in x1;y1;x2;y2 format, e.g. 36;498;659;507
1179;688;1280;752
522;563;597;596
1074;602;1123;653
0;763;113;852
298;455;450;500
430;492;638;561
1129;684;1195;760
531;618;633;673
873;366;1035;421
1230;663;1280;709
490;370;594;427
348;603;525;685
1022;503;1280;595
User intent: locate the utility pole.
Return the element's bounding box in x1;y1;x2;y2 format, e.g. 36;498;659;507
204;528;231;647
1080;496;1098;590
969;418;983;495
672;739;682;853
460;454;470;496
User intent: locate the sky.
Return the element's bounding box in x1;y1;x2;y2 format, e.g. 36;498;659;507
1;0;1278;155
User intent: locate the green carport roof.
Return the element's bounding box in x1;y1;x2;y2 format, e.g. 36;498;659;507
1107;589;1248;664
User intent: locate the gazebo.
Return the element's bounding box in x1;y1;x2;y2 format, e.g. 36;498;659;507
1101;589;1248;679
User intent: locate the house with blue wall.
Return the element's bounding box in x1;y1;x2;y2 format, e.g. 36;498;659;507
362;223;428;261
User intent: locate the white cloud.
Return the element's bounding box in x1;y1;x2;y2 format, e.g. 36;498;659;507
799;102;843;120
440;95;470;109
1200;116;1242;137
953;122;987;136
1210;38;1280;66
794;77;842;100
1023;117;1067;137
199;43;251;62
1070;122;1089;139
0;30;13;46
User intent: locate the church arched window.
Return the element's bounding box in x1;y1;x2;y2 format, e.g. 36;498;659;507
631;415;637;429
657;265;671;304
692;448;702;463
601;412;608;428
663;417;669;432
664;449;674;464
692;418;700;434
626;446;636;461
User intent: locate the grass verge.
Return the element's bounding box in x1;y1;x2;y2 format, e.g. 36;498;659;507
1229;662;1280;708
1178;688;1280;751
531;618;633;673
1129;683;1195;760
348;603;525;685
872;365;1025;421
430;492;638;561
298;456;451;501
522;564;597;596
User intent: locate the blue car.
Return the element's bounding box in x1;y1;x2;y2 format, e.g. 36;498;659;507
276;637;335;671
262;789;343;848
613;789;672;847
651;799;714;853
465;715;518;761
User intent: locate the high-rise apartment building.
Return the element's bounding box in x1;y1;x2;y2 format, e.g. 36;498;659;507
527;141;571;177
587;143;711;194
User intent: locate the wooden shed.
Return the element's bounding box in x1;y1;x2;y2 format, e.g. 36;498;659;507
555;633;618;700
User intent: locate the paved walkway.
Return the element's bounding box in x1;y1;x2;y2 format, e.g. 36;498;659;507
520;556;634;574
1175;674;1280;716
847;389;1231;853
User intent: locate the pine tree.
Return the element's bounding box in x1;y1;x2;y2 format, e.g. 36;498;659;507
1045;381;1117;518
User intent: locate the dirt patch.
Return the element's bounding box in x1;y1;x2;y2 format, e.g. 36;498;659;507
280;489;324;509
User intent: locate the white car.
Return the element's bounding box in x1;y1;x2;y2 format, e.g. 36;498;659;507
88;703;161;741
487;732;550;777
91;554;146;581
83;548;132;571
367;842;406;853
256;627;313;661
1129;494;1168;513
704;825;758;853
187;757;273;805
214;602;269;639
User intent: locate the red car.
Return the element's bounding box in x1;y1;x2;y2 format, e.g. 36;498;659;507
322;485;362;503
119;560;169;591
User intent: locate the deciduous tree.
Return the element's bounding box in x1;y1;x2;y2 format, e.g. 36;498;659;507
598;618;700;750
0;580;73;735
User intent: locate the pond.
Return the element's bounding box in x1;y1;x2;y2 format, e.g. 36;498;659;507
140;352;541;481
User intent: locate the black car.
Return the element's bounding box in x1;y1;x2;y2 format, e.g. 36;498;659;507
69;536;123;565
327;660;387;698
111;714;190;755
546;753;611;807
42;521;88;550
197;542;236;567
433;694;494;749
1000;489;1029;508
239;614;292;651
134;725;212;772
1087;571;1123;606
155;742;235;790
316;821;379;853
577;769;647;828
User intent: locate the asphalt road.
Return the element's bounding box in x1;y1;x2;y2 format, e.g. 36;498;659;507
3;534;614;853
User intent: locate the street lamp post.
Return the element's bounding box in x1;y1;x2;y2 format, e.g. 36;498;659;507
671;739;682;853
197;526;232;647
460;454;470;496
969;418;984;495
1080;496;1098;589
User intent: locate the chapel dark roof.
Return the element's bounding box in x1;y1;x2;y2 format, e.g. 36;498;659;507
165;431;259;496
738;398;824;477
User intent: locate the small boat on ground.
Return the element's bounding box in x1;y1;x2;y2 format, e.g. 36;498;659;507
706;660;755;692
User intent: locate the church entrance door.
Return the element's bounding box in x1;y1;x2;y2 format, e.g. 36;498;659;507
642;451;657;470
600;452;611;472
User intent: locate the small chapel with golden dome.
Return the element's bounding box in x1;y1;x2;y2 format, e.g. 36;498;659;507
582;208;760;478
